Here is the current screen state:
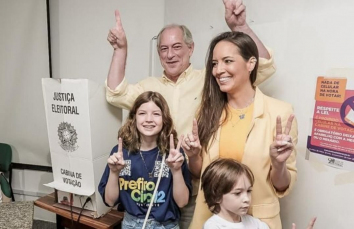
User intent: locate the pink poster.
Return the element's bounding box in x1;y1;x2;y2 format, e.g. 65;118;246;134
307;77;354;169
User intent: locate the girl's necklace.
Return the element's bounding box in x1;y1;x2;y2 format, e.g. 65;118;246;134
139;149;160;178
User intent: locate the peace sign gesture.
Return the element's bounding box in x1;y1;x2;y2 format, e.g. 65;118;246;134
182;119;202;159
166;134;185;172
223;0;247;31
107;137;125;173
270;115;295;165
107;10;127;50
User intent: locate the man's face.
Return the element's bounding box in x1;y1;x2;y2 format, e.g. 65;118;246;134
158;27;194;81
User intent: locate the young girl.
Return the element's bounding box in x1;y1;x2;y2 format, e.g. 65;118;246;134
201;158;269;229
99;91;191;229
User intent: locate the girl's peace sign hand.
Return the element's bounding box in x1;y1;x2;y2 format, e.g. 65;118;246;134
182;119;202;159
166;134;185;172
107;10;127;50
107;137;125;173
270;115;295;165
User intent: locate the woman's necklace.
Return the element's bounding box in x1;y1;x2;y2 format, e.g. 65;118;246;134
228;98;254;127
139;149;160;178
229;97;254;120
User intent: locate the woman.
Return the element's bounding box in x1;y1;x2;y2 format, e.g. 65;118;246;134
183;32;297;229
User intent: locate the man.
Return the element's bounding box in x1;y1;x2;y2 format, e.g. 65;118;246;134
105;1;275;228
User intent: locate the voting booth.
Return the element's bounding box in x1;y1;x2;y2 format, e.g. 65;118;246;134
42;78;122;218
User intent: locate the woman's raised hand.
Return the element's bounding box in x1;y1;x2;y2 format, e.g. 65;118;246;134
270;115;295;165
107;10;127;50
182;119;202;159
107;137;125;173
223;0;247;31
166;134;185;172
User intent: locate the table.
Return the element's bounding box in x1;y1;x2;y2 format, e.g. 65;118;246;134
34;193;124;229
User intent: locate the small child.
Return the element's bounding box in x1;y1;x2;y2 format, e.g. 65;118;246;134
98;91;191;229
201;158;269;229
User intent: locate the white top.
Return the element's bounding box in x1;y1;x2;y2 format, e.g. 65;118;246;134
203;214;270;229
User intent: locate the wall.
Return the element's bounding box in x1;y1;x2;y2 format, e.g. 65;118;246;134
164;0;354;228
0;0;50;166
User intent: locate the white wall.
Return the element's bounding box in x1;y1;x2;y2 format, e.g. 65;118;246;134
0;0;51;166
164;0;354;228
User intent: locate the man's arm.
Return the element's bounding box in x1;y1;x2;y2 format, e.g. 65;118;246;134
107;10;127;90
105;10;145;110
223;0;270;59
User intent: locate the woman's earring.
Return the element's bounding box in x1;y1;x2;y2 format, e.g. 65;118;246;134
249;58;257;73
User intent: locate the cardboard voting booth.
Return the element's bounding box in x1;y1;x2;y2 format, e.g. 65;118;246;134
42;78;122;218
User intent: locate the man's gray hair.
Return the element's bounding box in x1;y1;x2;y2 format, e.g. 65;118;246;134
156;24;194;47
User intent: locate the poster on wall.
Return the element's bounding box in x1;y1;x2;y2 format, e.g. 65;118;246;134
307;76;354;170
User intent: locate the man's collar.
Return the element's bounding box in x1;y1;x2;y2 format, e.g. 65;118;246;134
162;64;193;83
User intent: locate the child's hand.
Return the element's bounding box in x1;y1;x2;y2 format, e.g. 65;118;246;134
269;115;295;166
182;118;201;159
166;134;184;172
292;217;316;229
107;137;125;173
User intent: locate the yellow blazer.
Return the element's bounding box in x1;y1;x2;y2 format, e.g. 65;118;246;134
190;87;298;229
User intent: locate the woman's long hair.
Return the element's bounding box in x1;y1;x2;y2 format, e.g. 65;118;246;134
198;31;259;151
118;91;178;154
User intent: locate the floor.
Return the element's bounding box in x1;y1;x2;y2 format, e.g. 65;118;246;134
32;220;56;229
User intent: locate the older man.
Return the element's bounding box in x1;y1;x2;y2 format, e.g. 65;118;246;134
105;0;275;228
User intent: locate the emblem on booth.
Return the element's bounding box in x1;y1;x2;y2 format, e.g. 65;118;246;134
58;122;79;152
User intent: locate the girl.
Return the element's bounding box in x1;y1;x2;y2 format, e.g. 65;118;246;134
99;91;191;229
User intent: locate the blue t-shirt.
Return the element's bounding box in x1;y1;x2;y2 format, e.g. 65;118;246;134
98;145;192;222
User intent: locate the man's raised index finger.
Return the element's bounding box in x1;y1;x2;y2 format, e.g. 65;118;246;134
115;10;123;28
